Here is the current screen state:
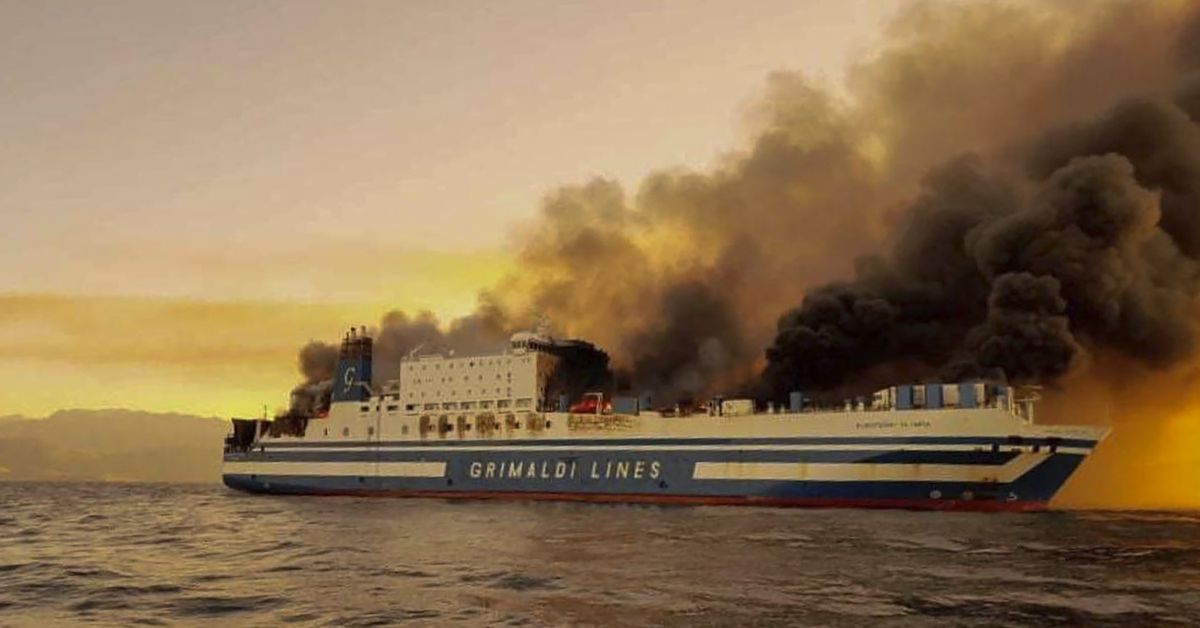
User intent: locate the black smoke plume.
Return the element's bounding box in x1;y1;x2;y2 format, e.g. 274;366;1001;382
297;341;338;385
288;1;1200;409
285;341;339;416
761;3;1200;396
765;145;1200;394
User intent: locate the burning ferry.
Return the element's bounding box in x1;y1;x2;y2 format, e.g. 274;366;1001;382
222;328;1107;511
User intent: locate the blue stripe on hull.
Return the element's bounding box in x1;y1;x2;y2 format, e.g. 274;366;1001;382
230;449;1023;465
223;449;1087;509
259;435;1099;449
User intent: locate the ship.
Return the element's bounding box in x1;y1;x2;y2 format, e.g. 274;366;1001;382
222;327;1108;511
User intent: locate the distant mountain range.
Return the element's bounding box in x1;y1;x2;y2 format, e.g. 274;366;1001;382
0;409;230;483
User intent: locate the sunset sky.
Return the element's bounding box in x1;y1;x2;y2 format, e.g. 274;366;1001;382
0;1;894;417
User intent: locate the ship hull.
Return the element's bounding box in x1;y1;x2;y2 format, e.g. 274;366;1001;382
222;435;1095;511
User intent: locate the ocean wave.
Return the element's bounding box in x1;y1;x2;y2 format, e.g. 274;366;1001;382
3;483;1200;626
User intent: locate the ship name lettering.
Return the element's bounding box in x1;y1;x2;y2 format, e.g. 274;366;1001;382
587;459;662;480
470;458;662;481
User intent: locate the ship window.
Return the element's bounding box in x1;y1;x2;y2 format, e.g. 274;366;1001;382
387;404;398;412
360;405;369;412
368;426;375;436
406;404;417;412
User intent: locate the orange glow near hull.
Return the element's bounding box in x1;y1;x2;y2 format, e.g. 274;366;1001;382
1045;362;1200;510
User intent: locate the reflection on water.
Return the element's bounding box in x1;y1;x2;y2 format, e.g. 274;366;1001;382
2;483;1200;626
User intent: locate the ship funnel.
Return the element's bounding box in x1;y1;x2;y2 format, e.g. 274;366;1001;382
332;326;373;402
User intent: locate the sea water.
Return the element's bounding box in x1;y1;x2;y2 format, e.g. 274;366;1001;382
2;483;1199;626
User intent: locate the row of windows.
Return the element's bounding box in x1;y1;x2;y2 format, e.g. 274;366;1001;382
364;397;532;414
406;373;512;385
405;398;533;412
323;425;411;438
411;387;513;398
324;425;380;437
419;414;551;436
405;356;531;372
325;412;551;439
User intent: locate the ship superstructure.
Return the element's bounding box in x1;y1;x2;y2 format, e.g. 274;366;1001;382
223;328;1107;510
392;331;557;417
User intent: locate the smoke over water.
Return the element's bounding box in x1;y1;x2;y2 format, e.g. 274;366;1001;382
291;1;1200;506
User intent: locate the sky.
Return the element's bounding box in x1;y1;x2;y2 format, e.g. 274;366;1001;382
0;0;895;417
